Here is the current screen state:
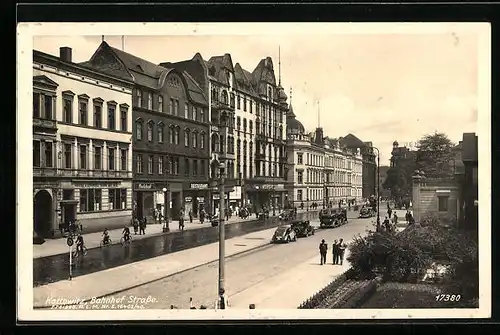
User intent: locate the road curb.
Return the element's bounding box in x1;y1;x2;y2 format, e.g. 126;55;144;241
34;241;273;309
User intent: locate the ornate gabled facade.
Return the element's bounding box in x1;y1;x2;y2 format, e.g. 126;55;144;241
165;53;288;213
83;42;210;222
33;47;135;237
286;100;363;209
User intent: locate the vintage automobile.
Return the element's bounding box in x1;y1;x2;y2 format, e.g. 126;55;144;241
271;224;297;243
319;208;348;228
358;206;375;218
291;220;315;237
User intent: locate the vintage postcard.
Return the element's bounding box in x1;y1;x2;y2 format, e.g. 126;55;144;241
17;22;491;321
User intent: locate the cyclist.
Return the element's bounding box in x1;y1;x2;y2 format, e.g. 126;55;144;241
75;233;85;254
102;228;110;245
122;225;131;243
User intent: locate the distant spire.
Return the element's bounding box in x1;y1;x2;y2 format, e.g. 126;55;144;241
102;35;104;42
278;45;281;86
289;87;292;104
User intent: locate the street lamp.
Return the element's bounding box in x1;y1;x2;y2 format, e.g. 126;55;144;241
162;187;169;232
371;146;381;231
272;164;276;216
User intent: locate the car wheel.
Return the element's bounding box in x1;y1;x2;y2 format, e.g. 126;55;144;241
293;235;297;242
286;236;291;243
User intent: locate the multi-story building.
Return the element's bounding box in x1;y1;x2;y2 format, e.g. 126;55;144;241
339;134;377;199
83;42;210;221
33;47;134;238
286;105;363;209
165;53;289;212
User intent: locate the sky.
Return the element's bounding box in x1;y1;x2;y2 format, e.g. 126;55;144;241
33;26;481;165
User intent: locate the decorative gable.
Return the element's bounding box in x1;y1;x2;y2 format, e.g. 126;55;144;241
88;44;132;80
33;75;59;90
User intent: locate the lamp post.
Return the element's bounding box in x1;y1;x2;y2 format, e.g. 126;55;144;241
306;186;309;212
372;146;381;231
162;187;169;232
272;165;276;216
217;111;229;301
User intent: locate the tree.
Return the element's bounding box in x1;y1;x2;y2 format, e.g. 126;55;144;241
416;132;455;177
383;157;415;201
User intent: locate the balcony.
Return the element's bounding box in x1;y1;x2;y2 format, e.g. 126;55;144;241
33;117;57;130
33;167;133;179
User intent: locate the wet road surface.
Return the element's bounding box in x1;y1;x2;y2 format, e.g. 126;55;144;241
33;212;314;287
103;214;373;309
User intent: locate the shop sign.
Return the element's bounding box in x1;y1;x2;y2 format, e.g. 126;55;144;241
135;183;154;190
190;183;209;190
197;197;205;202
213;194;228;200
185;196;192;202
73;181;120;188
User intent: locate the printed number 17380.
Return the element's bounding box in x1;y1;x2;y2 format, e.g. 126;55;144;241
435;294;461;302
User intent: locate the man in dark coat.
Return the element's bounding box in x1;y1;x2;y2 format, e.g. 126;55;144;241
319;239;328;265
332;239;339;264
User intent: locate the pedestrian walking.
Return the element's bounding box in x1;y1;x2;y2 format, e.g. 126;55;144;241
387;206;392;219
332;239;339;264
133;217;139;234
189;209;193;224
179;207;185;231
319;239;328;265
337;238;347;265
383;216;391;232
392;212;398;225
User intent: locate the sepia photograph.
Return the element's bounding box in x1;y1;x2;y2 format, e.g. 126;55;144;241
17;22;490;321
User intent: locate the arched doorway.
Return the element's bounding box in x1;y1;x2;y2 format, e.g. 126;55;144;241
33;190;53;237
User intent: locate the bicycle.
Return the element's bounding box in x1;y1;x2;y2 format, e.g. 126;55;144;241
100;237;112;248
120;235;132;246
72;245;88;258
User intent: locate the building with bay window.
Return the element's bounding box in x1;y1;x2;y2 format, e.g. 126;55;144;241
33;47;134;238
83;42;210;221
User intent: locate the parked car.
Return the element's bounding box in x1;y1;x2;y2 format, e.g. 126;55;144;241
319;208;347;228
271;224;297;243
291;220;315;237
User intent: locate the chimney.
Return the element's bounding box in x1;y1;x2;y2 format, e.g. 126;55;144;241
59;47;72;63
315;127;324;145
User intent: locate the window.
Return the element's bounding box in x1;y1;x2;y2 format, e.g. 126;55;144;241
268;87;272;100
192;132;197;148
42;142;52;167
185;158;190;176
108;188;126;210
237;117;241;130
174;100;179;116
136;121;143;140
93;146;101;170
249;120;253;134
120;149;127;171
79;189;87;212
237;95;241;109
200;108;205;122
147;93;153;110
63;96;72;123
243;97;247;111
201;160;206;176
33;141;41;167
169;98;174;114
230;93;235;107
136;154;143;174
44;94;53;119
243;118;247;132
64;143;72;169
33;92;41;118
147;122;153;142
192;106;197;121
297;153;303;165
200;133;205;149
167;156;173;174
249;101;253;114
148;155;153;174
136;90;142;108
81;189;102;212
297;171;303;184
193;160;198;176
158;125;164;143
94;103;102;128
120;106;128;131
438;195;449;212
158;96;163;112
221;91;228;105
79;145;87;169
185;104;189;118
173;157;180;175
184;129;190;147
78;100;88;125
108;104;116;130
158;156;164;175
108;147;115;170
169;126;174;144
174;127;179;145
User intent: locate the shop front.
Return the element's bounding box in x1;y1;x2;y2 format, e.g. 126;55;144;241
246;183;286;212
134;181;185;221
60;179;133;231
183;182;210;218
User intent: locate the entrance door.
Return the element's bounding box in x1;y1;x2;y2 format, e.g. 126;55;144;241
62;203;76;225
33;190;53;237
136;192;144;219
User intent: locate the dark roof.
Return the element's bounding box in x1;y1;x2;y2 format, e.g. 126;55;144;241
287;109;305;134
182;70;208;105
339;133;366;148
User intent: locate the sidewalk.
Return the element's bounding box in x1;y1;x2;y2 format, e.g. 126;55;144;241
229;250;352;309
34;227;277;308
33;209;313;259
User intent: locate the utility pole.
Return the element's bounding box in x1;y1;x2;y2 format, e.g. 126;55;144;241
218;112;228;303
372;147;381;231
